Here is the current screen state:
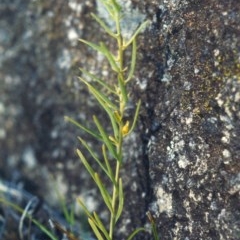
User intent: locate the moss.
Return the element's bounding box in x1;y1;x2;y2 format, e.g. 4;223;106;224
216;50;240;81
179;46;240;121
179;65;222;118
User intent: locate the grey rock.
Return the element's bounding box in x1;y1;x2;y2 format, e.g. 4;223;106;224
0;0;239;239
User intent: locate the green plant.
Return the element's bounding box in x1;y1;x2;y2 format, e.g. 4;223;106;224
65;0;149;239
147;211;160;240
0;197;58;240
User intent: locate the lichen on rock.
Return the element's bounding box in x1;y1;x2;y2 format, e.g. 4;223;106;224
0;0;239;239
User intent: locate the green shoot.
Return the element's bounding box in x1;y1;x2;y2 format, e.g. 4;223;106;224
66;0;149;239
147;211;160;240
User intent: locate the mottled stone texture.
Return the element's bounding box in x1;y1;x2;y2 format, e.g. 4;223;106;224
0;0;239;240
137;0;240;239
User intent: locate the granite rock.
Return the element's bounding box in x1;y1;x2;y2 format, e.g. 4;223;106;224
0;0;239;239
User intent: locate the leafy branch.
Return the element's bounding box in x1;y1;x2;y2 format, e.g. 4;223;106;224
66;0;149;239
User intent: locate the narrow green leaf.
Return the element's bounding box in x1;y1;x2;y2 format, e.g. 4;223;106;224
88;218;105;240
76;149;96;181
92;212;104;229
79;39;119;72
77;149;113;214
90;89;119;140
93;115;118;159
78;138;114;182
112;0;121;12
77;149;113;213
91;13;116;38
102;145;115;184
127;227;146;240
100;42;120;72
104;107;119;141
127;100;141;135
118;74;128;104
77;197;92;219
124;20;150;49
79;77;117;111
126;38;137;83
69;203;75;226
79;78;119;138
32;219;58;240
64;116;102;141
92;212;111;240
115;178;124;222
80;68;116;94
79;39;103;53
94;173;113;213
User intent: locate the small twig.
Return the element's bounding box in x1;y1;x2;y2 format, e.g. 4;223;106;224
49;218;79;240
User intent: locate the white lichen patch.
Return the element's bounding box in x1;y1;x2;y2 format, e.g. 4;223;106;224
190;156;208;176
214;48;220;57
216;93;224;107
22;146;37;169
205;212;209;223
117;218;131;235
67;28;79;42
207;192;213;201
180;199;194;235
183;81;192;90
208;116;218;124
185;115;193;125
189;140;196;149
68;0;83;16
222;149;231;158
194;67;200;74
178;155;190;169
173;222;182;240
155;186;173;217
221;130;231;144
189;189;202;202
218;208;226;220
234;91;240;102
228;173;240;195
167;134;185;161
161;72;172;83
58;49;71;69
136;77;147;90
216;209;231;240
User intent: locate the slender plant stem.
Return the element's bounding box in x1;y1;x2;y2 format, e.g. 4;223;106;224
108;8;130;238
109;12;126;236
66;1;149;239
109;160;121;238
109;115;123;238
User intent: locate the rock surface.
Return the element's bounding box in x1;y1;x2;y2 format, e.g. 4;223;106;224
0;0;239;240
